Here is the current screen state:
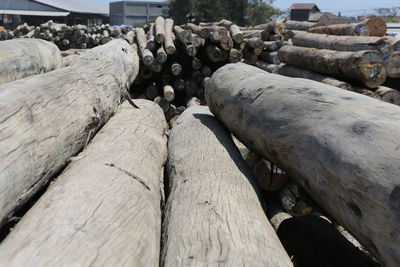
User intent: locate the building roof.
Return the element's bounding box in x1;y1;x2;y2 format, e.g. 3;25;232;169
33;0;108;15
0;9;69;16
290;3;318;10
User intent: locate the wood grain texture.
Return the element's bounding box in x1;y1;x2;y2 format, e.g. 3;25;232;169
161;106;292;267
0;38;63;85
278;45;386;88
0;100;168;267
0;39;139;228
205;63;400;267
289;30;392;61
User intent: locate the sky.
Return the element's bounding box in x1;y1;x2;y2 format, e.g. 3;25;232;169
87;0;400;17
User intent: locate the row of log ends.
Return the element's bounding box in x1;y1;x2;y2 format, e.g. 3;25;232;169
0;39;139;229
205;63;400;267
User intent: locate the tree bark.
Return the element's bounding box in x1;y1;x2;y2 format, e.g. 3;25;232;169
161;106;293;266
0;100;167;267
308;18;387;37
0;39;63;85
205;63;400;267
0;39;139;228
289;30;392;60
278;45;386;88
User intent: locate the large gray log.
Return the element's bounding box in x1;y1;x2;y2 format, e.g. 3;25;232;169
285;20;317;31
0;39;139;228
205;63;400;267
0;100;167;267
289;31;392;60
0;39;63;85
161;106;292;267
278;45;386;88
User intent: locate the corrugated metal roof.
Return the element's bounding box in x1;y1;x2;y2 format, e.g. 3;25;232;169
33;0;108;15
290;3;318;10
0;9;69;16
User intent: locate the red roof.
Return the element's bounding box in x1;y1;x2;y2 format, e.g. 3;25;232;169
290;3;318;10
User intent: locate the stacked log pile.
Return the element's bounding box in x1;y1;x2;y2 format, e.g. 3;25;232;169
245;17;400;106
0;21;135;50
130;17;289;122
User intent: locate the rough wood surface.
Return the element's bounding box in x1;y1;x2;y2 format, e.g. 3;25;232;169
285;20;317;31
205;63;400;267
0;38;63;85
161;106;293;266
278;45;386;88
0;39;139;228
289;31;392;60
274;64;355;91
384;52;400;78
0;100;167;267
375;86;400;105
308;18;387;37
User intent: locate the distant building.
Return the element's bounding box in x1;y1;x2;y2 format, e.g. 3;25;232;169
290;3;319;21
0;0;108;28
308;12;344;26
110;1;170;26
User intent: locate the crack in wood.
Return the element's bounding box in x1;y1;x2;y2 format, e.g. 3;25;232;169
104;163;151;191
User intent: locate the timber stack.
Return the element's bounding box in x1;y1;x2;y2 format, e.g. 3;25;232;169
0;15;399;267
0;20;136;50
244;17;400;106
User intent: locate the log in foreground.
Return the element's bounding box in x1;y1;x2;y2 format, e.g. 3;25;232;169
205;63;400;267
0;100;168;267
278;45;386;88
0;38;63;85
289;31;392;60
0;39;139;228
161;106;292;267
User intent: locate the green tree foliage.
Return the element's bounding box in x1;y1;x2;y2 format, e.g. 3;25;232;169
169;0;282;26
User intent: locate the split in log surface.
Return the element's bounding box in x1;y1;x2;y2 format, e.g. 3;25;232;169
161;105;293;267
205;63;400;267
0;39;139;228
0;100;168;267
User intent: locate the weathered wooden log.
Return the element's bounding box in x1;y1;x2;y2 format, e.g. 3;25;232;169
191;58;203;70
205;63;400;267
171;63;182;76
156;46;167;64
254;61;278;73
242;30;262;39
174;25;191;44
278;45;386;88
0;39;63;85
136;28;154;66
289;31;392;60
163;85;175;102
0;100;167;267
266;21;285;35
0;40;139;228
161;106;293;266
155;16;166;44
146;23;157;51
263;41;283;52
274;64;355;91
285;20;317;31
384;52;400;78
308;18;387;37
185;23;209;39
229;48;243;63
260;51;280;65
230;24;243;43
164;18;176;55
375;86;400;105
245;38;264;49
